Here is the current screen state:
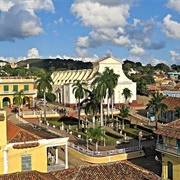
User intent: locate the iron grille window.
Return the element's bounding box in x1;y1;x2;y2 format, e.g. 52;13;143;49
13;85;18;92
21;154;32;171
4;85;9;92
24;85;29;91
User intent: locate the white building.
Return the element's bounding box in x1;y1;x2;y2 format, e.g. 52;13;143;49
51;56;137;108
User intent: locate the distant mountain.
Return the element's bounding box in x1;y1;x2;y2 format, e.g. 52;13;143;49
17;58;93;71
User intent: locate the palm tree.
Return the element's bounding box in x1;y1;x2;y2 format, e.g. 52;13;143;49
13;90;26;119
104;68;119;119
122;88;132;105
81;89;100;128
87;125;106;152
174;106;180;119
91;68;119;126
72;80;88;130
91;71;107;127
35;73;53;121
118;104;131;130
146;91;168;129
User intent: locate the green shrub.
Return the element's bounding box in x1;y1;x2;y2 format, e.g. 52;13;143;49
37;91;56;102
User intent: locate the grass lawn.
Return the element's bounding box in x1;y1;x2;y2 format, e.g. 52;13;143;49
46;117;79;125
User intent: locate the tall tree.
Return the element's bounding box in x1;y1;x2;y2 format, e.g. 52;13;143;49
122;88;132;105
146;92;168;129
35;73;53;121
13;89;26;119
104;67;119;119
87;125;106;152
91;71;108;127
72;80;88;130
81;89;100;128
91;68;119;126
174;106;180;119
118;104;131;130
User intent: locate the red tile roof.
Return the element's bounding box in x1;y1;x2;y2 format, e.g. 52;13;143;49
147;84;161;91
0;161;161;180
154;119;180;139
7;121;41;143
0;170;53;180
95;56;109;63
174;83;180;90
163;97;180;111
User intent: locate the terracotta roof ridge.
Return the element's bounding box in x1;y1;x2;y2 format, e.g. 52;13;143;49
73;166;82;180
7;120;21;142
18;124;42;139
7;121;41;143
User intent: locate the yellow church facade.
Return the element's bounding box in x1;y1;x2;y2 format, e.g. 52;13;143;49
0;76;37;108
0;110;69;175
51;56;137;108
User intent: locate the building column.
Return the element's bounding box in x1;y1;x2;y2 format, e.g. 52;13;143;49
32;97;35;107
55;147;58;164
10;99;13;107
0;99;2;109
4;148;8;174
65;143;68;169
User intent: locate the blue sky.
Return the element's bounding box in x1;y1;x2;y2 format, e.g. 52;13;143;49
0;0;180;66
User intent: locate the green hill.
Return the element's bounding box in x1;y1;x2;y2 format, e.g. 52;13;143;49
17;58;93;71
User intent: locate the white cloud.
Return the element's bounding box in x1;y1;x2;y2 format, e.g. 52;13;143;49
114;36;131;46
83;54;99;62
0;0;54;41
27;48;41;58
72;1;164;53
166;0;180;13
71;1;129;28
0;56;11;62
146;56;168;66
58;17;63;23
54;17;63;25
0;1;13;12
63;55;82;61
48;55;62;59
76;36;90;48
162;14;180;39
0;0;54;12
76;47;90;57
170;50;180;64
129;45;146;56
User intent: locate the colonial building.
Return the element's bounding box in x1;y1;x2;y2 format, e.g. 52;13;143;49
155;119;180;180
51;56;136;108
159;97;180;123
0;76;37;108
0;110;69;175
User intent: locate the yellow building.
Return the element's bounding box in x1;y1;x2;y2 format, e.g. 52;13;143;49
51;56;137;107
0;110;69;175
154;119;180;180
0;76;37;108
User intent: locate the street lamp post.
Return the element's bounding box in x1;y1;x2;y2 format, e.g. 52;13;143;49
46;121;49;129
139;131;142;150
147;111;149;119
103;129;106;147
86;135;89;151
39;119;42;126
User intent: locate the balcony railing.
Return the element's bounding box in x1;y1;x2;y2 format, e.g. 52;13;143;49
68;142;140;157
47;164;65;172
156;143;180;157
0;90;37;95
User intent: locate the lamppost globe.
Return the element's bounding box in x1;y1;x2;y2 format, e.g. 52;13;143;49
139;131;142;150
